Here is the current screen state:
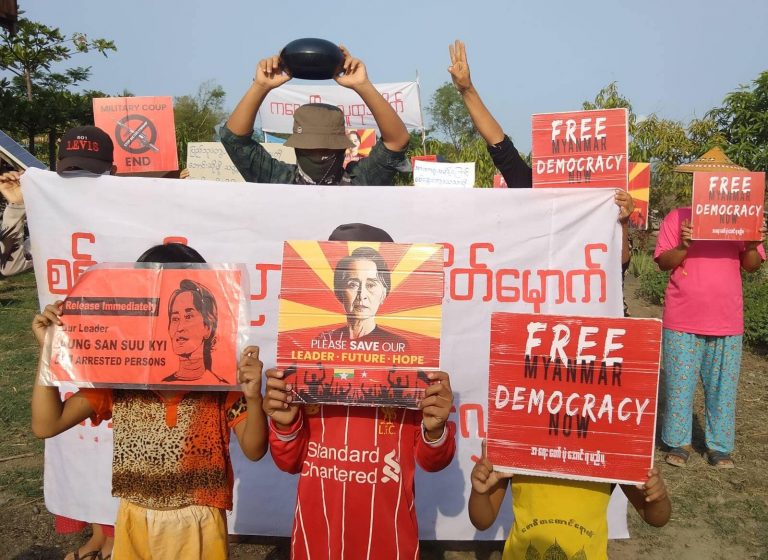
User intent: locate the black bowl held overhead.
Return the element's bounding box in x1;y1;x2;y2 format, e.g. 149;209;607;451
279;38;344;80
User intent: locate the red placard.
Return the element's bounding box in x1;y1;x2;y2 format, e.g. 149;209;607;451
532;108;628;189
691;171;765;240
41;265;245;389
628;162;651;230
410;154;438;170
277;241;444;408
93;96;178;174
487;312;661;484
493;174;507;188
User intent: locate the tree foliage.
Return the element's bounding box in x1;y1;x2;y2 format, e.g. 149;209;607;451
174;81;227;168
707;71;768;173
427;82;477;151
0;17;115;167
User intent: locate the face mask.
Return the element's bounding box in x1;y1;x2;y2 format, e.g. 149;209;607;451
295;149;345;185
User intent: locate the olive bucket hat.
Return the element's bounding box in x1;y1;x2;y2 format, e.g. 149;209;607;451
284;103;354;150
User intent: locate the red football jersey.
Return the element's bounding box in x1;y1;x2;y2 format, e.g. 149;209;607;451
269;404;456;559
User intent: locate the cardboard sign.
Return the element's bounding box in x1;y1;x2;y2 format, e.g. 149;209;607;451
187;142;245;182
40;264;247;389
532;108;628;189
344;128;375;167
493;174;508;188
487;312;661;484
261;142;296;165
628;162;651;230
691;171;765;240
413;161;475;188
93;96;178;174
276;241;443;408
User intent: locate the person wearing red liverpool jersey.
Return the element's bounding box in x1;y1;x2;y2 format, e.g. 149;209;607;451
264;223;456;560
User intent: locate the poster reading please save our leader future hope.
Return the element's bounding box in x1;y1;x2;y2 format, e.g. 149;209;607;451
276;241;444;408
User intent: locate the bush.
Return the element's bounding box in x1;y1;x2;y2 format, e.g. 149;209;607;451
636;268;669;306
743;270;768;352
628;251;657;278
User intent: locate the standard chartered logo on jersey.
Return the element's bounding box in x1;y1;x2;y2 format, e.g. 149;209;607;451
380;450;401;483
303;442;401;484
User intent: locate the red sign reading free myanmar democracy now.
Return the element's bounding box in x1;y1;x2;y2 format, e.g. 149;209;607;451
532;108;628;189
486;312;661;484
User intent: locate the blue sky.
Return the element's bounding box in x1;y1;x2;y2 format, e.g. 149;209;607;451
15;0;768;152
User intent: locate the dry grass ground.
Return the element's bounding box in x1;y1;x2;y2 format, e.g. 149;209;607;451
1;272;766;559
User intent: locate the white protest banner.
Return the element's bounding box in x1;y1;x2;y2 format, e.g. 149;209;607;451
259;82;423;133
187;142;244;182
413;160;475;188
22;169;628;540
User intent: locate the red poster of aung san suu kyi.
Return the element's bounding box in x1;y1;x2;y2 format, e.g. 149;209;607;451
487;312;662;484
277;241;444;408
39;264;249;390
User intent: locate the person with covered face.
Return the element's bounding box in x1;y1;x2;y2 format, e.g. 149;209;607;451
221;46;410;186
163;278;228;385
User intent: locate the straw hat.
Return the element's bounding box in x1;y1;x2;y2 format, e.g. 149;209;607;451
674;146;748;173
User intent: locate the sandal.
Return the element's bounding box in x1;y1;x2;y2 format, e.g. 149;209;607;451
664;446;690;467
706;450;735;469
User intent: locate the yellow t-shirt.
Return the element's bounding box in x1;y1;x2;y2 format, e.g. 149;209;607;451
503;475;611;560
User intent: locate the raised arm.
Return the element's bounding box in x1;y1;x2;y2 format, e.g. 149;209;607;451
335;46;409;151
447;40;504;146
226;55;292;136
232;346;268;461
30;302;94;438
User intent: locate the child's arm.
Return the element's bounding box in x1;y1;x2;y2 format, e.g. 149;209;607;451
621;467;671;527
615;190;635;266
740;225;766;272
263;367;308;473
335;46;410;152
31;302;94;438
415;371;456;471
232;346;268;461
468;441;512;530
656;217;691;271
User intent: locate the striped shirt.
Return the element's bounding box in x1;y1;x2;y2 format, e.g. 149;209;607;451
269;404;456;560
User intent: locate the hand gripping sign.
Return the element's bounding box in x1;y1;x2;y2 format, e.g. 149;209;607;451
277;241;444;408
486;312;662;484
39;263;250;390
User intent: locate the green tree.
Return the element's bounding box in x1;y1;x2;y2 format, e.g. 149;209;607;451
0;17;115;165
427;82;477;151
174;81;227;168
582;81;637;136
708;71;768;173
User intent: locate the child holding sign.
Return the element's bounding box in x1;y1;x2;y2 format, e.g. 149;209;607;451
31;243;268;560
469;443;671;559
